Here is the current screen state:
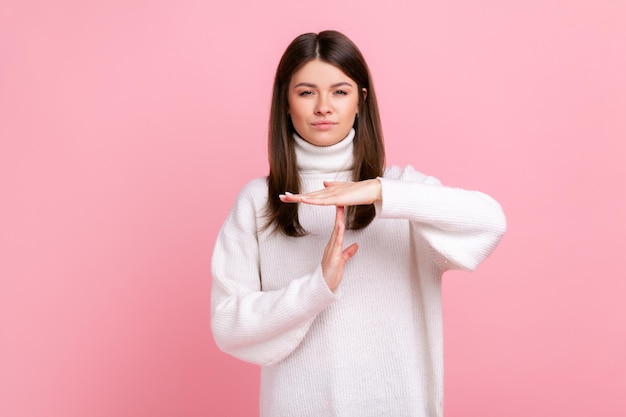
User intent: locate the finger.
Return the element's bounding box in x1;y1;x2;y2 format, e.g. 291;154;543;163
333;206;346;249
278;192;304;203
323;181;348;188
281;183;353;206
342;243;359;261
279;190;331;204
293;190;342;206
324;205;344;257
335;205;345;228
320;206;350;291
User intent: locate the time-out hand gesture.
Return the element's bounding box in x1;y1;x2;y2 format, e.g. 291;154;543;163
279;179;382;207
321;206;358;291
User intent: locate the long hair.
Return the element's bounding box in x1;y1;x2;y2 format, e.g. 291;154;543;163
266;30;385;236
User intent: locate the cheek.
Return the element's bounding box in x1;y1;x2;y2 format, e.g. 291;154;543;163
290;103;311;123
289;111;308;132
348;96;359;112
343;108;356;121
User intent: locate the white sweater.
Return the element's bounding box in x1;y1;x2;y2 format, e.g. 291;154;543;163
210;129;506;417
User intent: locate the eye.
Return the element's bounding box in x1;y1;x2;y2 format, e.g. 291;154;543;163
298;90;314;96
334;90;348;95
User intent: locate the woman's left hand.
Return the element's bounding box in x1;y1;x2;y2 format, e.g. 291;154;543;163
279;179;382;206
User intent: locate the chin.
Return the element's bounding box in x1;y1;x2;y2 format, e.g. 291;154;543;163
307;132;347;147
311;138;343;147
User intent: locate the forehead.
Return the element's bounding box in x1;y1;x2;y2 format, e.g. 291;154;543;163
290;59;355;86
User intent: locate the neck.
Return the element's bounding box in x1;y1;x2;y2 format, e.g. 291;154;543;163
293;129;355;175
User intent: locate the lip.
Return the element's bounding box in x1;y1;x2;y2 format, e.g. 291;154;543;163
311;121;336;131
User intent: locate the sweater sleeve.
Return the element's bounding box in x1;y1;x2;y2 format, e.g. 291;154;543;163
210;183;338;366
377;165;507;272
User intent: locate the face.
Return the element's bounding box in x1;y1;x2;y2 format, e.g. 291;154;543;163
287;59;362;147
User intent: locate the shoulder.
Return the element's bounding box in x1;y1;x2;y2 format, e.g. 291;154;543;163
231;176;268;210
383;164;442;185
221;177;268;236
239;177;268;197
225;177;268;218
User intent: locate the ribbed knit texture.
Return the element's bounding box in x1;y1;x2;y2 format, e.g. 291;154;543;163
211;129;506;417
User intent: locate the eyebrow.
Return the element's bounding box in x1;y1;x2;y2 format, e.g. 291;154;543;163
293;82;353;88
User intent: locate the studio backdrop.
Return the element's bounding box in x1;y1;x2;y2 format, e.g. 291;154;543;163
1;1;624;416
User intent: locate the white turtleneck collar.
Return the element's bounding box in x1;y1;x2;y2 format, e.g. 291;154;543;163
293;128;355;175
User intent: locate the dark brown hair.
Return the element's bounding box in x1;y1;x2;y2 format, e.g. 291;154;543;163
266;30;385;236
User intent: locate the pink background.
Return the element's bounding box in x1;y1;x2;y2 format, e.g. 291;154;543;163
2;1;625;416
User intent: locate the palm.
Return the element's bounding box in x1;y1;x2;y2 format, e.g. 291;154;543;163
279;179;381;206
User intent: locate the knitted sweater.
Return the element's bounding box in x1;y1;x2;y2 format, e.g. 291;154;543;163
210;129;506;417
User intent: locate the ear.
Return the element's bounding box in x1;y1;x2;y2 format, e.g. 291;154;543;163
362;87;368;100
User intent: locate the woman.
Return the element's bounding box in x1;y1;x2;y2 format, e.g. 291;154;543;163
211;30;506;417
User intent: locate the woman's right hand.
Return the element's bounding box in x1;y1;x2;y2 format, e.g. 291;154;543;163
322;206;359;291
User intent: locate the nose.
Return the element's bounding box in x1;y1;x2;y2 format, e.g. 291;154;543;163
314;94;332;115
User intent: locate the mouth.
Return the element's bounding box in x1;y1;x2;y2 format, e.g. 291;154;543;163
312;121;336;130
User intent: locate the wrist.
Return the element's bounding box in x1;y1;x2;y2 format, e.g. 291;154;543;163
372;179;382;203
